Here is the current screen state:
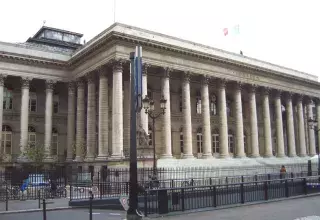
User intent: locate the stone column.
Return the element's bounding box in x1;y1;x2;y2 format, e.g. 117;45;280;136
44;80;55;160
19;77;31;156
317;99;320;155
201;76;212;158
286;93;297;157
97;70;109;160
297;95;307;156
66;82;76;161
123;80;130;156
111;61;123;158
141;64;149;133
182;72;193;158
86;74;96;161
161;68;172;158
274;91;285;157
234;82;245;158
75;80;85;161
307;99;316;156
0;76;4;155
219;79;229;158
249;85;259;157
262;88;273;157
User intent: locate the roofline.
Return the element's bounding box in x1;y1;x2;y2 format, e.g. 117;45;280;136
33;26;83;38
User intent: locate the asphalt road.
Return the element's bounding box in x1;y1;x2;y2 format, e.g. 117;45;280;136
0;209;126;220
165;195;320;220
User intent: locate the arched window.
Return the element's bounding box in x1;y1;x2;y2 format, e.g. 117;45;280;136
196;90;201;114
29;92;37;112
3;87;13;110
197;127;203;153
28;126;36;147
212;129;219;154
180;127;184;153
228;129;234;154
51;128;58;155
210;95;217;115
148;125;153;147
2;125;12;154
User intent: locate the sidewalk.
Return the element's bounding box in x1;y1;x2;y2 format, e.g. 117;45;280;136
0;198;70;213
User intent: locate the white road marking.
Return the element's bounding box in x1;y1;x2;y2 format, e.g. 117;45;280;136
294;216;320;220
109;213;121;216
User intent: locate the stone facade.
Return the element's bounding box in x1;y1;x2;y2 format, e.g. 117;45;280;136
0;23;320;169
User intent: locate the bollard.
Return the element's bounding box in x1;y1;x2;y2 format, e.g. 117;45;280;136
89;190;93;220
5;183;8;211
38;190;41;209
43;199;47;220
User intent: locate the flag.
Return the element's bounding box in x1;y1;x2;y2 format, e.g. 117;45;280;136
223;24;240;36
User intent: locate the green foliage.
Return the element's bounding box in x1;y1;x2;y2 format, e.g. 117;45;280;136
23;142;46;166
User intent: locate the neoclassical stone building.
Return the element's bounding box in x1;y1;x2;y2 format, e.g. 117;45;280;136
0;23;319;170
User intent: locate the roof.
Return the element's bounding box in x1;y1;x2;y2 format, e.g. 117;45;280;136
32;26;83;39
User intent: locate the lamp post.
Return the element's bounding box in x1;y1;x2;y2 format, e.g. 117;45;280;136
142;95;167;176
307;117;320;175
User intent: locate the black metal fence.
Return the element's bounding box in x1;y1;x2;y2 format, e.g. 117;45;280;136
143;175;320;216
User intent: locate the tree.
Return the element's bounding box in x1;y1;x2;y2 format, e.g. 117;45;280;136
23;142;46;167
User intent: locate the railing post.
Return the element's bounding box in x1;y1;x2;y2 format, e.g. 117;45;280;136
38;190;41;209
264;181;268;200
42;199;47;220
89;190;93;220
171;179;174;188
181;188;185;211
268;174;271;181
303;178;308;195
144;190;148;217
209;177;212;185
5;182;8;211
240;183;244;204
241;176;244;183
285;180;289;197
213;186;217;208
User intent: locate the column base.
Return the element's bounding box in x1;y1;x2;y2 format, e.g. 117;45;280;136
219;154;230;159
43;156;54;162
235;155;246;159
250;155;261;158
263;155;274;158
95;155;108;161
202;154;213;159
182;154;194;159
84;156;95;162
276;155;286;158
74;156;84;162
66;157;74;162
17;155;28;163
160;154;173;159
299;154;308;157
109;154;125;160
288;154;297;158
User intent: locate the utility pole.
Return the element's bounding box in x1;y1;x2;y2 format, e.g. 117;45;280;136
127;46;143;220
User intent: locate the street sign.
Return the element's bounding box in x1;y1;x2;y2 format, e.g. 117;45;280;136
119;196;129;211
135;46;143;112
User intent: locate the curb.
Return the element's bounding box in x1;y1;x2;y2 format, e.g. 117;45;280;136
0;206;73;215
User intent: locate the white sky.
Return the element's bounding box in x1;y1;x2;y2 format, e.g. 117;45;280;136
0;0;319;79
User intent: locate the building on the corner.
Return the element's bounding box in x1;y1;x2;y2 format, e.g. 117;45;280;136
0;23;319;171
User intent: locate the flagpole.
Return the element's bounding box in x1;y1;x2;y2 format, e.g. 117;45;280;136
113;0;116;23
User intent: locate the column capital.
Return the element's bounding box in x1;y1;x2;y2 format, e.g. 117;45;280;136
285;92;293;100
0;75;6;86
273;89;282;98
97;66;108;77
76;79;85;88
249;84;258;93
305;97;313;104
45;80;56;91
182;71;192;82
296;94;304;102
68;82;76;94
201;75;210;85
219;78;227;88
262;87;270;96
142;63;150;76
112;60;124;72
235;81;243;91
86;73;95;84
21;77;32;89
314;98;320;105
162;67;172;78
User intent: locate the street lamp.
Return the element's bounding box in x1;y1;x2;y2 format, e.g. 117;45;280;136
142;95;167;175
307;117;320;175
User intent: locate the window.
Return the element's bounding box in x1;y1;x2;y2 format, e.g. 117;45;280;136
29;93;37;112
212;129;219;154
228;129;234;154
148;125;153;147
196;91;201;114
210;95;217;115
51;128;58;155
53;95;59;114
3;88;13;110
197;127;202;153
28;126;36;147
180;127;184;153
2;125;12;154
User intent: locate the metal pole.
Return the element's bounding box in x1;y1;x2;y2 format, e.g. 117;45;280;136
89;191;93;220
43;199;47;220
152;116;156;175
127;52;139;217
5;182;8;211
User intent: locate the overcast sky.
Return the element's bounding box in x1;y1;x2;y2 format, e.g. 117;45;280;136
0;0;319;79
